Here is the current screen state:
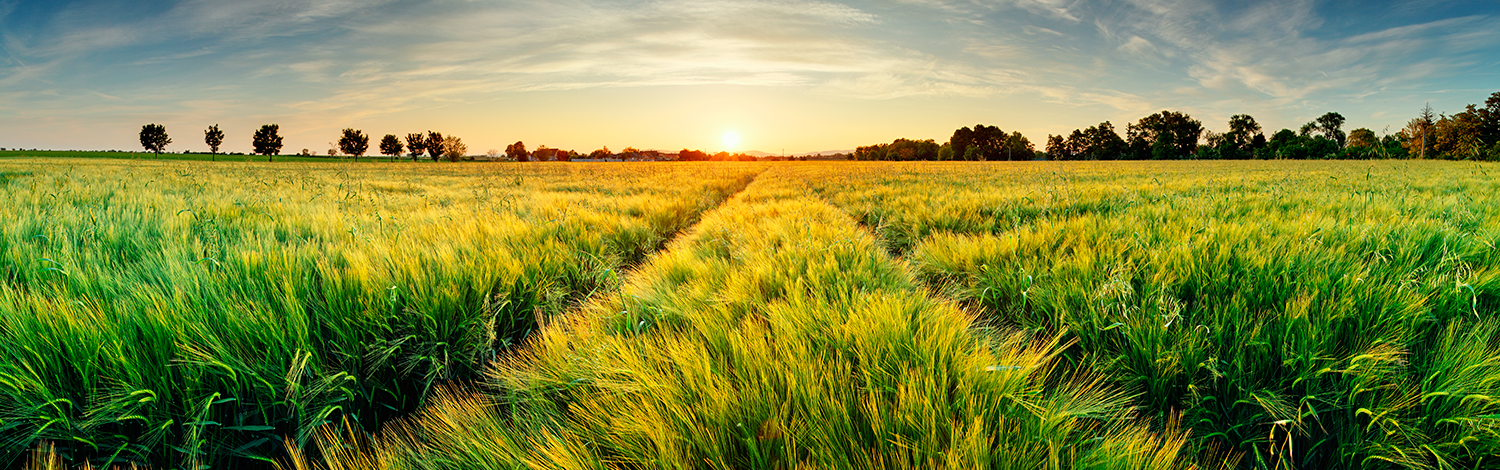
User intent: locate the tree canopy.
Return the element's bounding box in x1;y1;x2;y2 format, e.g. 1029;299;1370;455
139;123;171;156
338;128;370;159
203;124;224;160
507;141;530;162
425;131;444;162
442;135;466;161
1127;111;1202;160
252;124;283;161
405;133;426;161
379;134;403;161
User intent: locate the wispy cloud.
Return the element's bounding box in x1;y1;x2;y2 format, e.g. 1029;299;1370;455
0;0;1497;152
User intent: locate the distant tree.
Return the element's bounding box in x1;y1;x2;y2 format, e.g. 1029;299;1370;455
589;147;611;160
1220;114;1263;159
1045;134;1066;160
1432;110;1485;159
1263;129;1299;159
442;135;466;161
338;128;370;161
1080;122;1124;160
1004;131;1035;160
950;124;1009;161
1062;129;1085;160
379;134;403;162
1312;112;1348;147
140;123;171;157
1405;104;1438;159
1127;111;1203;159
885;138;940;161
534;145;554;161
405;133;426;161
1346;128;1377;149
507;141;530;162
1481;92;1500;148
425;131;444;162
252;124;283;162
203;124;224;161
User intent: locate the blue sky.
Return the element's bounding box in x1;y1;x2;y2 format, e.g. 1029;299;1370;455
2;0;1498;154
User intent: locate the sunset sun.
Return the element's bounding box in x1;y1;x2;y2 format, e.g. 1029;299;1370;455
721;130;741;151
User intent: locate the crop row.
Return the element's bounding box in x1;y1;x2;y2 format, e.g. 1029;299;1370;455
270;164;1218;470
0;159;761;468
806;160;1500;468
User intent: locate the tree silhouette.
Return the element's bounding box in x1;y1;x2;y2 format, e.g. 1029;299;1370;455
507;141;529;162
442;135;466;161
140;123;171;157
1311;112;1347;147
339;128;370;161
379;134;403;162
425;131;443;162
405;133;426;161
204;124;224;161
1127;111;1202;159
252;124;284;162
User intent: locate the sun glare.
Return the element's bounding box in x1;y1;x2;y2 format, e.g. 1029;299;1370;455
722;130;741;151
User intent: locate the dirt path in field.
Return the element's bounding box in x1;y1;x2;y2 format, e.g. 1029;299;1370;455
573;167;768;310
642;167;769;264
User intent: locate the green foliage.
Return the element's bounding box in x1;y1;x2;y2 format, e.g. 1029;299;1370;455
1128;111;1203;160
1056;121;1127;160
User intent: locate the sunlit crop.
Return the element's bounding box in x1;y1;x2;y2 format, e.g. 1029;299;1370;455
5;159;1497;470
0;159;760;467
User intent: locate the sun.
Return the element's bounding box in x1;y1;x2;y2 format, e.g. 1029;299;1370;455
721;130;741;151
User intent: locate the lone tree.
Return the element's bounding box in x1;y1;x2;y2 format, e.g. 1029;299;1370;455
405;133;426;161
338;128;370;161
379;134;403;162
507;141;529;162
140;123;171;157
425;131;444;162
204;124;224;161
252;124;284;162
442;135;466;161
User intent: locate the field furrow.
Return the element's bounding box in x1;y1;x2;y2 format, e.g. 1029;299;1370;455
0;160;762;468
807;161;1500;468
297;166;1204;470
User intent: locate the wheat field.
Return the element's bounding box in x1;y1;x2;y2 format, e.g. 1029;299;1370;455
3;159;1497;469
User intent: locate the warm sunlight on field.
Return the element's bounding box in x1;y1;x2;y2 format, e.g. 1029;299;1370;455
2;159;1497;470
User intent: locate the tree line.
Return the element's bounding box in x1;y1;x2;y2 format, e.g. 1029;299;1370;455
136;124;767;163
138;124;472;162
855;91;1500;162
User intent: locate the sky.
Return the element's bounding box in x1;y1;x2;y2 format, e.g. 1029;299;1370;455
2;0;1498;155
